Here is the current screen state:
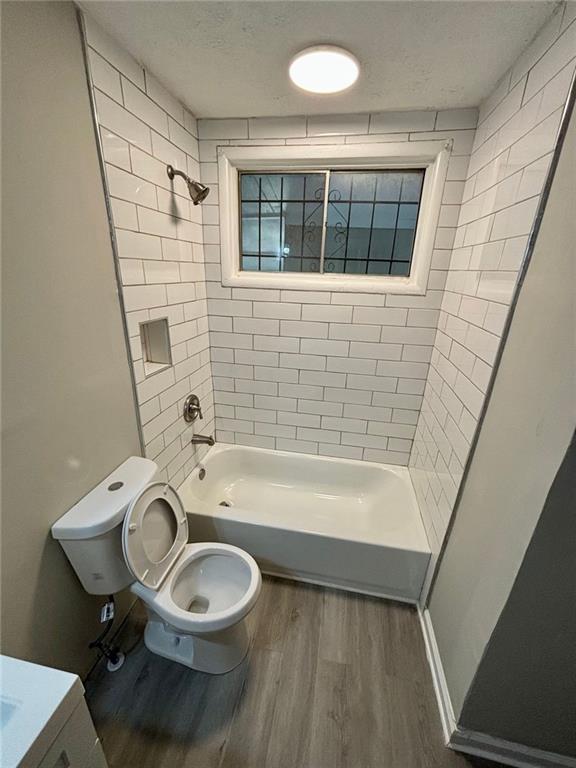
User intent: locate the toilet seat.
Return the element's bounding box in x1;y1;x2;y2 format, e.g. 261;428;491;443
122;482;188;590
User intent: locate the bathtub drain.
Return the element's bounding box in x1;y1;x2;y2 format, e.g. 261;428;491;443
219;500;231;507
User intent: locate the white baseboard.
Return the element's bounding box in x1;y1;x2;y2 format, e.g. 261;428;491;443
418;607;456;743
418;607;576;768
450;730;576;768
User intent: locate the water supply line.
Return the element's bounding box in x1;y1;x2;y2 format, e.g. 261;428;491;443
88;595;125;672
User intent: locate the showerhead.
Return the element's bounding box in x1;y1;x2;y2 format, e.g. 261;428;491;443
186;178;210;205
166;165;210;205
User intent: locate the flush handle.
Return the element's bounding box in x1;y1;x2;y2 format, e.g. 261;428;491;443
184;394;203;422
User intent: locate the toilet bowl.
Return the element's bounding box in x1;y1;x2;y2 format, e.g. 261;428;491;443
124;483;261;673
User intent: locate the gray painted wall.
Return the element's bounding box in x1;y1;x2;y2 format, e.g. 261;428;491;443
460;431;576;755
428;94;576;719
1;1;141;676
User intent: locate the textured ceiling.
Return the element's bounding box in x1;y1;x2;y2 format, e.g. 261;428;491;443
81;1;559;118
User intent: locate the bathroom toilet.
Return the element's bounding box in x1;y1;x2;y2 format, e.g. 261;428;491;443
52;457;261;674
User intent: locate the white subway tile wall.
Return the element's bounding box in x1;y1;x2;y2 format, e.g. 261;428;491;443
81;7;573;562
409;6;576;559
83;15;214;485
197;111;478;465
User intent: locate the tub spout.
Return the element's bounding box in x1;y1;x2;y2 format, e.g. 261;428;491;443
191;433;215;446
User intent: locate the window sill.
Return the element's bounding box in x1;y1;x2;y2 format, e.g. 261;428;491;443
222;269;426;295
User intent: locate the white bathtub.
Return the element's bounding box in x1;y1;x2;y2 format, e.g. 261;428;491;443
178;443;431;602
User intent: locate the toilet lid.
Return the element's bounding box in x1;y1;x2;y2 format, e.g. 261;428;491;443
122;482;188;590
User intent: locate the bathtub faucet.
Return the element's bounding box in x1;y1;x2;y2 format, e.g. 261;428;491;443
191;433;215;446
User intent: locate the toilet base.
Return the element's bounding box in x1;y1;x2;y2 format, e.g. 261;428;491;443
142;609;250;674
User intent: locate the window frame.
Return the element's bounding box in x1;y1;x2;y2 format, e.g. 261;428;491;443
218;141;451;294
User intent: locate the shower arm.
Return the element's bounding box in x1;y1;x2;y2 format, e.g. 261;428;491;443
166;165;188;183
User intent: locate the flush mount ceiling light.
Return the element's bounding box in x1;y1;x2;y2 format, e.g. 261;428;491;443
289;45;360;94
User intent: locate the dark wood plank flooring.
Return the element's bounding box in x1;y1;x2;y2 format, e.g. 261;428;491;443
85;576;504;768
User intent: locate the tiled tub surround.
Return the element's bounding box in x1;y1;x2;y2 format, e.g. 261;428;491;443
410;6;576;557
198;109;478;465
83;16;215;484
80;5;574;561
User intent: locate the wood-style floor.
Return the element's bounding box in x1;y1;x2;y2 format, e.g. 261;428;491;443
85;576;503;768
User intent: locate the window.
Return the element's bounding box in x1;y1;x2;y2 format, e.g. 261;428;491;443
240;170;424;277
218;141;450;294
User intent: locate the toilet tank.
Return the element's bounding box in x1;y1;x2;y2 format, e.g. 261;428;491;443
52;456;158;595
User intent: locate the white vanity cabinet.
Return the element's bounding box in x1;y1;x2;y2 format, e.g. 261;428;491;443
36;700;107;768
0;656;108;768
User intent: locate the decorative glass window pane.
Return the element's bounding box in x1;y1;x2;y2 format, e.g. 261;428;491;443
351;173;377;201
241;175;260;200
239;173;325;273
241;203;259;255
400;173;424;202
376;173;402;201
282;175;304;200
242;256;260;271
239;169;424;277
325;170;423;276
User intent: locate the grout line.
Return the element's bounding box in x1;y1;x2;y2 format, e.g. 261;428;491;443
472;68;571;159
86;38;198;137
94;85;199;159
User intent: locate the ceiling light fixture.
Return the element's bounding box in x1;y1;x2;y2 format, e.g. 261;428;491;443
289;45;359;94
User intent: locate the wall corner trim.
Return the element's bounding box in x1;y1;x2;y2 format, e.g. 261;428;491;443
418;607;576;768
